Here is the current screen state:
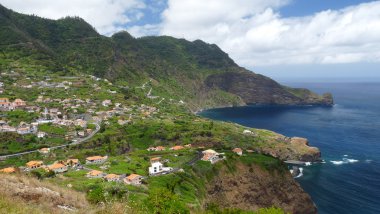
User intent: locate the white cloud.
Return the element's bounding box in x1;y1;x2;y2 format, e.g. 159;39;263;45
2;0;380;67
159;0;380;66
0;0;146;35
127;24;161;38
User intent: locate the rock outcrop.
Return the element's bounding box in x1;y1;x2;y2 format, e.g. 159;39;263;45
206;163;317;214
254;134;322;162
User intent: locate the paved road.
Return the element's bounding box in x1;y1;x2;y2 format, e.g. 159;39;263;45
0;122;101;160
186;151;203;166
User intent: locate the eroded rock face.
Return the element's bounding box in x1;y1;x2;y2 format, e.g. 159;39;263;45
254;136;322;162
206;163;317;214
205;71;334;106
289;137;321;162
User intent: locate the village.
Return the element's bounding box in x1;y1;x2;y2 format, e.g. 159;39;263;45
0;70;258;197
0;143;247;189
0;72;162;156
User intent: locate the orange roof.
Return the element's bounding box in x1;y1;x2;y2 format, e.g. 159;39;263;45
26;161;43;168
0;98;9;102
66;159;79;164
105;174;120;179
202;153;214;161
40;148;50;152
203;149;217;154
150;157;161;162
0;167;16;173
48;163;66;170
126;173;142;181
171;145;184;150
155;146;165;150
87;170;103;176
86;156;106;161
232;148;243;153
14;99;25;103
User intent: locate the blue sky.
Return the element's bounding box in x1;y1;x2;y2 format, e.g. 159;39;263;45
1;0;380;81
280;0;376;17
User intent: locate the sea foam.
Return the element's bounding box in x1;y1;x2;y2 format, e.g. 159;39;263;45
295;167;304;178
330;158;359;165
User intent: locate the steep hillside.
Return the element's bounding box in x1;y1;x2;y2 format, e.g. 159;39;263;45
0;4;333;111
206;160;317;214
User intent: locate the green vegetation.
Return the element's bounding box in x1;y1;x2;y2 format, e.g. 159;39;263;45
38;123;67;135
3;110;39;126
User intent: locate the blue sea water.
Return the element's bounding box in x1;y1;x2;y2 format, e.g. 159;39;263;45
199;82;380;214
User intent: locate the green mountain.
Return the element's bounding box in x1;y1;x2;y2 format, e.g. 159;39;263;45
0;4;332;112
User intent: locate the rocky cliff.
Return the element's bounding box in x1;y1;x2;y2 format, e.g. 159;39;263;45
206;162;317;214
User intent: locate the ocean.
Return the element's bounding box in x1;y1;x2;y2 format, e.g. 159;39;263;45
199;82;380;214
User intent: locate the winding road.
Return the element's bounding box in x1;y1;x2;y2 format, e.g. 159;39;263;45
0;122;101;160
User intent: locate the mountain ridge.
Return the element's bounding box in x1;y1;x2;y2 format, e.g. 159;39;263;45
0;4;333;111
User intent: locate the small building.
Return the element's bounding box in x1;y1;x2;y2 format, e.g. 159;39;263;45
66;159;80;167
170;145;184;151
0;98;12;110
47;163;68;173
232;148;243;156
102;100;112;107
147;147;156;151
201;149;222;164
87;170;106;178
148;157;172;175
155;146;166;151
0;167;16;173
26;161;43;169
37;131;47;138
243;129;253;134
39;148;50;154
17;126;34;135
124;174;143;185
77;130;85;137
85;156;108;165
104;174;121;182
13;99;26;108
147;146;166;152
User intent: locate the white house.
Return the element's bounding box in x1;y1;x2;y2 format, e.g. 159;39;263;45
104;174;121;182
232;148;243;156
124;174;143;185
37;132;46;138
39;148;50;154
86;170;106;178
86;156;108;164
243;129;253;134
148;157;172;175
201;149;223;164
47;163;68;173
102;100;112;107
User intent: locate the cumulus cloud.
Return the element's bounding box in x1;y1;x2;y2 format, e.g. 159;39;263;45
0;0;146;35
160;0;380;66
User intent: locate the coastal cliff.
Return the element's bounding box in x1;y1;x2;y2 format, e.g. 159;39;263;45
206;71;333;106
206;162;317;214
254;135;322;162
